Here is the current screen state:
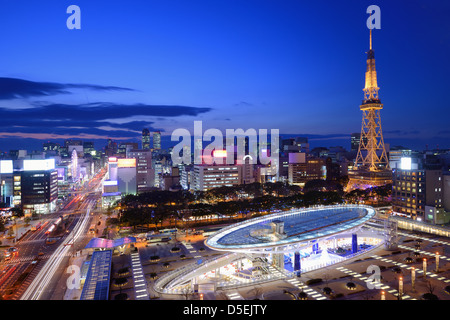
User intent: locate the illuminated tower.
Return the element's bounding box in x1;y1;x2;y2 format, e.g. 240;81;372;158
347;30;391;190
142;128;150;150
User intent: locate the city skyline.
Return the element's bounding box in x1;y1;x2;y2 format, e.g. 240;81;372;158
0;0;449;152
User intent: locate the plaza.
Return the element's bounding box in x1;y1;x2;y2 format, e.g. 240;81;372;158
154;205;387;296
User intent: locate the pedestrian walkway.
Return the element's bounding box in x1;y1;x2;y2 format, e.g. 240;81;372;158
398;232;450;246
182;241;202;258
226;291;244;300
285;277;327;300
371;254;450;284
335;265;416;300
398;244;450;262
130;251;149;300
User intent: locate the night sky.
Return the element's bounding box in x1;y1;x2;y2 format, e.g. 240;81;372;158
0;0;449;152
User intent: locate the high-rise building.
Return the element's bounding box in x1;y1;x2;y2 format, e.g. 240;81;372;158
191;164;242;192
347;30;391;190
153;131;161;150
117;142;138;155
142;128;150;150
180;164;193;190
392;156;450;224
83;141;95;156
0;160;14;206
127;149;154;193
392;163;426;220
20;159;58;215
117;158;137;195
288;153;307;186
288;153;326;186
105;139;118;157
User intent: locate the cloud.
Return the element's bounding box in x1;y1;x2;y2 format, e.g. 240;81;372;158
0;131;132;141
0;102;212;141
5;102;212;123
0;77;134;100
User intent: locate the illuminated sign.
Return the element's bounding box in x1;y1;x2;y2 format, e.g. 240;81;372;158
103;180;118;186
213;150;227;158
23;159;55;171
400;157;412;170
117;158;136;168
0;160;13;174
108;157;117;163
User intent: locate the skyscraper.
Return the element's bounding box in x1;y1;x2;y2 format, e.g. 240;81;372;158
153;131;161;150
142;128;150;150
347;30;392;190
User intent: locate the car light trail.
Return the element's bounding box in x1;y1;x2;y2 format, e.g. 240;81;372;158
21;200;94;300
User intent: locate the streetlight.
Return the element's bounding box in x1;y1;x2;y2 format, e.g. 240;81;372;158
423;258;427;279
380;290;385;300
435;252;439;273
398;276;403;300
411;267;416;292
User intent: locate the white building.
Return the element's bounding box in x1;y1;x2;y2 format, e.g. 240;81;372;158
191;164;242;192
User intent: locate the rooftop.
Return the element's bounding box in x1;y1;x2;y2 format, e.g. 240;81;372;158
205;205;376;252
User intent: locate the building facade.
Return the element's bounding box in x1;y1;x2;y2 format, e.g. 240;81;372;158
191;164;242;192
142;128;150;150
127;149;154;193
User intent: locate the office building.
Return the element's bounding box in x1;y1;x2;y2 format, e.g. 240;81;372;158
117;142;138;156
392;162;426;220
392;156;450;223
191;164;242;192
20;159;58;215
142;128;151;150
127;149;154;193
153;131;161;150
288;153;326;186
117;158;137;195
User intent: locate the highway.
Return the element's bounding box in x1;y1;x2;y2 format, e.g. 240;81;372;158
0;168;105;300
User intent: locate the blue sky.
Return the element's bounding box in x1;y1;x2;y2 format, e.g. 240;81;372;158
0;0;449;152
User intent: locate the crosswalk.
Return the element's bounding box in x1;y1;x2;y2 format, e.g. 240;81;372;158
399;232;450;246
371;254;450;284
285;277;328;300
226;292;244;300
398;244;450;263
131;251;149;300
335;265;416;300
4;252;72;264
182;241;202;259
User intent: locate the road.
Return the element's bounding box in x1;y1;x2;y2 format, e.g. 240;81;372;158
20;197;96;300
0;169;105;300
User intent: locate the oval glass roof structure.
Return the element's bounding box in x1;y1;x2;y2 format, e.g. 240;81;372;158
205;205;376;252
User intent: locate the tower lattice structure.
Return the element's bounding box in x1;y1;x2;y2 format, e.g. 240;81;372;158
348;30;392;190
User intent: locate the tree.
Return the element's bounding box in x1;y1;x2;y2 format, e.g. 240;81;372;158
10;206;24;218
179;285;194;300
